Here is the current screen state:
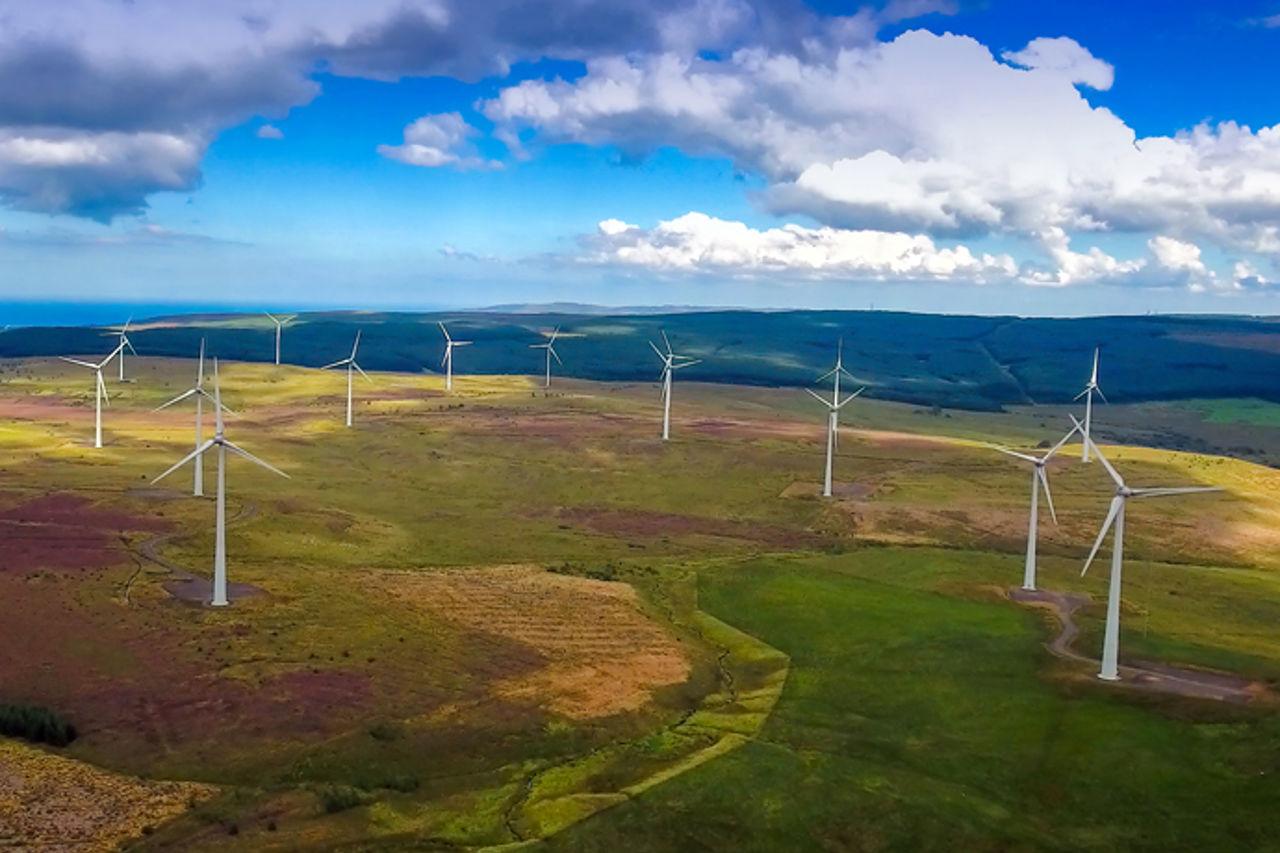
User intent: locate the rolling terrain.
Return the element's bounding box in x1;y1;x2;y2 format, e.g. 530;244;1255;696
0;354;1278;849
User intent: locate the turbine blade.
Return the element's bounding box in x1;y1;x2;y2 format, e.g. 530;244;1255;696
816;365;838;382
453;340;472;347
124;336;138;356
439;321;451;342
223;440;290;479
1095;386;1108;404
197;387;235;414
153;387;198;412
320;358;350;370
197;338;206;387
60;356;97;369
98;372;110;405
1038;467;1059;526
1041;421;1081;462
648;340;664;360
1070;414;1124;489
1082;496;1122;577
351;329;361;359
1130;486;1223;498
153;439;216;483
804;388;831;408
1073;387;1089;401
992;446;1039;464
353;361;373;383
836;386;866;409
661;330;672;354
672;358;702;369
1091;347;1099;384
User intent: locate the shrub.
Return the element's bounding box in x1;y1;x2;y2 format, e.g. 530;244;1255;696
0;703;77;746
316;784;365;814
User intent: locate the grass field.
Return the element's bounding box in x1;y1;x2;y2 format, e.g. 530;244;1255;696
0;355;1277;849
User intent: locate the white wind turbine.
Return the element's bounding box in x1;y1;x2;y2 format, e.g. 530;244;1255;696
805;341;865;498
649;331;701;441
265;313;295;365
1072;415;1221;681
439;321;472;392
153;359;288;607
991;422;1079;591
529;327;563;388
105;318;138;382
321;330;371;428
61;341;125;448
153;339;233;497
1075;348;1105;463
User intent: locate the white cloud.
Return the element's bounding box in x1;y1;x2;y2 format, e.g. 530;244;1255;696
377;112;501;170
579;211;1018;281
482;30;1280;279
1001;36;1114;90
256;124;284;140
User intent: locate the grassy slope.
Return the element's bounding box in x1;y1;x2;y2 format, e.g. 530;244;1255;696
1;356;1279;848
548;550;1280;852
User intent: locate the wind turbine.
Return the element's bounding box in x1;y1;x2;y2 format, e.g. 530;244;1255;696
649;331;701;441
60;342;125;448
805;341;865;498
105;318;138;382
991;422;1079;591
321;330;371;427
1071;415;1221;681
529;327;563;388
153;339;232;496
265;313;295;365
1075;348;1105;463
439;322;472;392
153;359;288;607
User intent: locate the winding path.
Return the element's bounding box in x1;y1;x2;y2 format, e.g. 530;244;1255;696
1009;587;1267;704
124;490;264;605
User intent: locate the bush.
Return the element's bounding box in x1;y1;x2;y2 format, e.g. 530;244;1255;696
316;784;365;814
0;703;77;746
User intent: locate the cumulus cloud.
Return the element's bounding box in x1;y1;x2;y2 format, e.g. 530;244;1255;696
482;29;1280;282
378;113;500;170
578;211;1018;281
1001;36;1114;90
256;124;284;140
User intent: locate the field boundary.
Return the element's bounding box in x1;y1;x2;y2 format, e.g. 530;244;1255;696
485;600;790;850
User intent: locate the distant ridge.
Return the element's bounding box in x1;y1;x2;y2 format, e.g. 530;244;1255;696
477;302;743;316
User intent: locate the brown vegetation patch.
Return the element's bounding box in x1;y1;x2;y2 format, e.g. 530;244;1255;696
780;481;876;499
0;492;170;573
0;739;216;851
559;506;826;549
1169;331;1280;354
374;565;691;720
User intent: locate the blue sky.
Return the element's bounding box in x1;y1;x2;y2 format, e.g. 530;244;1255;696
1;0;1279;316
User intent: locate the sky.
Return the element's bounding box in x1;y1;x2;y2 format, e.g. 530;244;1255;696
1;0;1280;317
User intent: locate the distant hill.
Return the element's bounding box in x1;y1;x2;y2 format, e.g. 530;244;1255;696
3;309;1278;411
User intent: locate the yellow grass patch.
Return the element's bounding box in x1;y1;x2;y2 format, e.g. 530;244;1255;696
0;739;217;850
371;565;691;720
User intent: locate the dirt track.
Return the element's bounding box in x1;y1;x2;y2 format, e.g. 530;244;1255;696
1009;587;1268;704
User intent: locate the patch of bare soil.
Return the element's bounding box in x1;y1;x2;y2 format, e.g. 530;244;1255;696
1168;330;1280;355
1009;587;1270;704
780;481;876;499
375;565;691;720
558;506;827;549
0;492;171;573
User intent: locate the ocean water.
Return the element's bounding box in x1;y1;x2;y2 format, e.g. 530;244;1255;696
0;301;261;328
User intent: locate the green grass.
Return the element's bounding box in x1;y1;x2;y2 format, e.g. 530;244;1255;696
547;551;1280;851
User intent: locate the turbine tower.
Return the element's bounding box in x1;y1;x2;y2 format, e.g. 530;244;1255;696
649;331;701;441
529;327;563;388
265;313;295;365
153;359;287;607
61;341;125;448
1075;348;1106;463
806;341;865;498
153;339;232;496
439;321;472;392
321;330;371;427
1072;415;1221;681
991;422;1079;591
105;318;138;382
